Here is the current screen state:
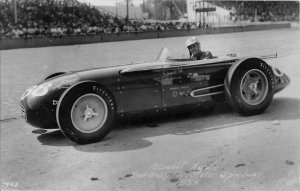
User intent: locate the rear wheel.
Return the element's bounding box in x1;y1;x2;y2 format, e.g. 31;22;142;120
230;62;274;116
56;82;116;144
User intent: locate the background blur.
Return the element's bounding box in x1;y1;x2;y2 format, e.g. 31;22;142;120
1;0;299;38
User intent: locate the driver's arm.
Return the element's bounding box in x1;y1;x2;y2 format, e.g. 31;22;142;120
202;51;213;59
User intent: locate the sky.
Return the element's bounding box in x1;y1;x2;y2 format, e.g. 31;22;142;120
77;0;143;7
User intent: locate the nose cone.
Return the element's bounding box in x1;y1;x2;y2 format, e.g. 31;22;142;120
19;73;80;129
20;96;58;129
284;73;291;86
274;72;290;94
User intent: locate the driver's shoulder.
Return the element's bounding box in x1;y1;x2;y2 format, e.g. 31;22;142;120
201;51;213;59
203;50;212;56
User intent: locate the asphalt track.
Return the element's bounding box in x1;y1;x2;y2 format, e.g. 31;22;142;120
1;25;300;191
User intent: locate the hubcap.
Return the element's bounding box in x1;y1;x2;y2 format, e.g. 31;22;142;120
71;94;108;133
240;69;268;105
83;105;99;122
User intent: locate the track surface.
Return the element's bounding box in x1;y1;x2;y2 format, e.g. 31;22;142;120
1;26;300;191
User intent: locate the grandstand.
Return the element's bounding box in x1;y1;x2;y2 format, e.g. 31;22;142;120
97;4;144;20
0;0;299;39
187;0;299;27
213;1;299;23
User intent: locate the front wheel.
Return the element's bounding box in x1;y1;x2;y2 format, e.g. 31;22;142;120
229;62;274;116
56;82;116;144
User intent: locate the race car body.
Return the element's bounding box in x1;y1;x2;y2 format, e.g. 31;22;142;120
20;48;290;144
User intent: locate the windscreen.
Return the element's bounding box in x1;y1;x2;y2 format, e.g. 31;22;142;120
156;47;173;61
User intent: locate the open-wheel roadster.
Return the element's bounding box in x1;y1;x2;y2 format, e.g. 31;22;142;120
20;48;290;144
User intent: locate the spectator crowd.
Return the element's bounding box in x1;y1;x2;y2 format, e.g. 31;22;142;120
0;0;197;38
215;1;299;23
0;0;299;39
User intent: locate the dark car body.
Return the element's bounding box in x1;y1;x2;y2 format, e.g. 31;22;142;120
20;48;290;143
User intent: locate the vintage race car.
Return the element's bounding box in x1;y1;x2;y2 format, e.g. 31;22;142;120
20;48;290;144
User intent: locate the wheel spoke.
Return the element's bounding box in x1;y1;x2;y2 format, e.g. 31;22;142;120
242;82;248;91
256;88;263;96
250;92;257;99
245;73;251;81
92;112;99;116
253;87;258;95
253;75;261;82
86;105;91;110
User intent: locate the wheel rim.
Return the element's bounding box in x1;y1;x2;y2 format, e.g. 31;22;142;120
240;69;268;106
71;94;108;133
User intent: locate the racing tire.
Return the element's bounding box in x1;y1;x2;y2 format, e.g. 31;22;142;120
229;62;274;116
56;82;116;144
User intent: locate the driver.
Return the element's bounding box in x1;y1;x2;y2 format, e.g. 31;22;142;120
186;37;213;60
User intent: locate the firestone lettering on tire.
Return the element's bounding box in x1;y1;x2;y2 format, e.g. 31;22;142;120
260;62;274;89
93;85;115;110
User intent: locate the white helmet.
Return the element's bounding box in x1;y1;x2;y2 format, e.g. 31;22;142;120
186;37;199;47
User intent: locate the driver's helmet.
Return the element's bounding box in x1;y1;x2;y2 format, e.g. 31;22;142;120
186;37;199;48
